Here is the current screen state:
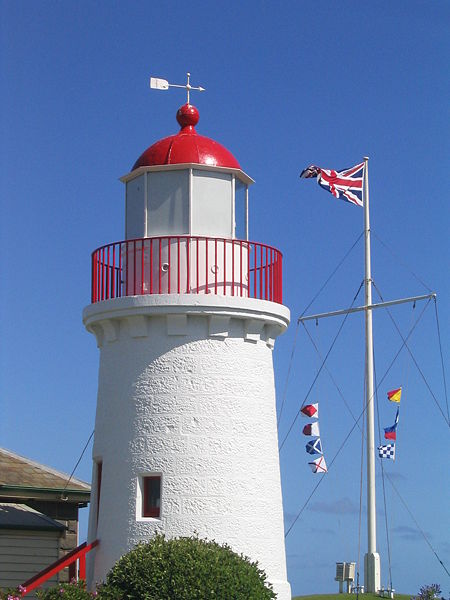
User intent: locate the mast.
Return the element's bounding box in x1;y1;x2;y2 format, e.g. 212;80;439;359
363;156;381;592
297;157;435;591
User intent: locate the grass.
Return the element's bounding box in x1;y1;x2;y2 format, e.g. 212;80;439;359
292;594;412;600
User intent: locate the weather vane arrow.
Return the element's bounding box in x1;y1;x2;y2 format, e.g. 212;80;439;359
150;72;205;104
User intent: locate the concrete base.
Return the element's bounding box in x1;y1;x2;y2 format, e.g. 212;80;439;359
364;551;381;593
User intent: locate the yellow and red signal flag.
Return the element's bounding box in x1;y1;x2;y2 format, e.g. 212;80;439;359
387;388;402;403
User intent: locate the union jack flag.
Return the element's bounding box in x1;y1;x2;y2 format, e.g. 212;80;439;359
300;162;365;207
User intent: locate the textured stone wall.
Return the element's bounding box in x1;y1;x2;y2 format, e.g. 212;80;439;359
84;295;291;600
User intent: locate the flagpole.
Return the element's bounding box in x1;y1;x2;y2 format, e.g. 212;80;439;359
363;156;381;593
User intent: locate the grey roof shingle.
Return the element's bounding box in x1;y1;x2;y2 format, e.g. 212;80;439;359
0;502;65;531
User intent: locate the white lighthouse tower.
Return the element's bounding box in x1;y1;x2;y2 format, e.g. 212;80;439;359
83;98;291;599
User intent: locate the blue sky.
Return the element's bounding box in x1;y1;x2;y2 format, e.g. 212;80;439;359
1;1;449;596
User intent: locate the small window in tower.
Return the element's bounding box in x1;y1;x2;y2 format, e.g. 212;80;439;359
142;475;161;518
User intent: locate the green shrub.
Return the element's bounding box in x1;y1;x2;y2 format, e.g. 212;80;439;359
98;534;276;599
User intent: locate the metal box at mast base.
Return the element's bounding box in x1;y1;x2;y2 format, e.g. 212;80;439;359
335;562;356;593
83;101;291;600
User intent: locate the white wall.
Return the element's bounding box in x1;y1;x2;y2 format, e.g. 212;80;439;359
84;295;291;600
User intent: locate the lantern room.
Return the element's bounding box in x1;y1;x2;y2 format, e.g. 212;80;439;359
91;103;283;304
120;103;253;241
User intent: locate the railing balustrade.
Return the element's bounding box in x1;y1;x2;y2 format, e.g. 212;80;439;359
91;236;283;304
19;539;99;596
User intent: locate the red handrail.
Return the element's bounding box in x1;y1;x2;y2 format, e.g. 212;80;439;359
19;539;99;596
91;236;283;305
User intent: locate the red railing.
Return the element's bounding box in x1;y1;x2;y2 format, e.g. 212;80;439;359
19;539;99;596
91;236;283;304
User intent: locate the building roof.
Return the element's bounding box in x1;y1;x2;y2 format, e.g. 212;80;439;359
0;503;65;531
0;448;90;502
132;103;241;171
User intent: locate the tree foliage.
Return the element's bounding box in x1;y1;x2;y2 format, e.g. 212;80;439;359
411;584;442;600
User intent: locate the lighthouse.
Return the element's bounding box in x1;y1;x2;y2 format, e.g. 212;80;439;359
83;96;291;599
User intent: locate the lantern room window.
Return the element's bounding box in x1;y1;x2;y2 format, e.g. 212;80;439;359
126;175;146;240
234;178;247;240
191;170;232;237
147;171;189;236
142;475;161;518
124;167;250;242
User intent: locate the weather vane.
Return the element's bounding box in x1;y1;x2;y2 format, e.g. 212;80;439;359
150;72;205;105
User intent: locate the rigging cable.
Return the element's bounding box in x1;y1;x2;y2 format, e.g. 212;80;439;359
286;364;374;540
299;232;364;319
356;363;366;596
284;292;434;539
277;320;300;427
368;298;448;579
372;288;450;578
373;286;417;590
368;295;432;409
302;307;364;588
293;285;430;445
61;429;95;498
279;281;364;452
285;407;364;538
367;299;445;581
303;324;360;428
433;297;450;425
373;283;449;427
384;471;450;579
373;352;393;590
277;232;364;429
372;231;433;293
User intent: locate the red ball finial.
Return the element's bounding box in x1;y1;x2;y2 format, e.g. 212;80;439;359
176;103;199;129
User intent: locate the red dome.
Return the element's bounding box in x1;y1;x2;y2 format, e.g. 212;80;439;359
132;103;241;171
